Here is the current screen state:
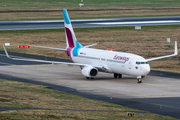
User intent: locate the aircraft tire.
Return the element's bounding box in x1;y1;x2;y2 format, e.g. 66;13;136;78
118;74;122;78
114;73;118;78
137;79;142;83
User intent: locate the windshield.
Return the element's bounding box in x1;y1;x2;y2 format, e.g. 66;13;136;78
136;62;148;65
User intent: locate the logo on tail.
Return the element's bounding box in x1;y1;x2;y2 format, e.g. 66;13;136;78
63;9;79;48
63;9;84;57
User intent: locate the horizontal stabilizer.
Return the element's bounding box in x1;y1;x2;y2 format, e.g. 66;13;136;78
84;43;97;48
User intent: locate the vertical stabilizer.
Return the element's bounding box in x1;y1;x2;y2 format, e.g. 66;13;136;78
63;9;82;48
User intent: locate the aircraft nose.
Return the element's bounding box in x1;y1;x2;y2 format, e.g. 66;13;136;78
142;65;150;75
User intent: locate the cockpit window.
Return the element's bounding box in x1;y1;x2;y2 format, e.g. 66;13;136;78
136;62;140;65
136;62;148;65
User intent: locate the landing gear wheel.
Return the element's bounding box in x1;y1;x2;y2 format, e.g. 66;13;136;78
114;73;122;79
118;74;122;78
86;77;90;79
137;79;142;83
114;73;118;78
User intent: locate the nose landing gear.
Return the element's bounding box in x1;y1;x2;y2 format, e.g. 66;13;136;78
137;79;142;83
137;76;142;83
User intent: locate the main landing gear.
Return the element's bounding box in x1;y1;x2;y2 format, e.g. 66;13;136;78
86;77;94;79
114;73;122;78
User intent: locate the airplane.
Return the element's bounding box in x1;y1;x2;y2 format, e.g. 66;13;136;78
3;9;178;83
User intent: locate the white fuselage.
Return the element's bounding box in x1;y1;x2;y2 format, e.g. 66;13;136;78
70;48;150;77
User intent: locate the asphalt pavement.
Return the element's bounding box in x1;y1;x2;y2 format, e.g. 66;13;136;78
0;50;179;79
0;16;180;30
0;51;180;119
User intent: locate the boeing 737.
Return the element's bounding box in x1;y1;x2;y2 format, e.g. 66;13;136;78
3;9;178;83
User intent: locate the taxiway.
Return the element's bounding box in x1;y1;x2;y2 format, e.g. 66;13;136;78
0;51;180;119
0;16;180;30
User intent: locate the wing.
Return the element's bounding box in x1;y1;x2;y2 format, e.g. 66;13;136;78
147;41;178;62
3;45;86;66
30;45;67;51
3;45;107;70
30;43;97;51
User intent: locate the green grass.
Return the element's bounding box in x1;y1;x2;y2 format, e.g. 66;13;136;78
1;0;180;9
2;14;180;22
1;0;180;21
142;25;180;30
0;78;178;120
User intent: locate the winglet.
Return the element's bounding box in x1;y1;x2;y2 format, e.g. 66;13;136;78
147;41;178;62
3;45;11;58
174;41;178;55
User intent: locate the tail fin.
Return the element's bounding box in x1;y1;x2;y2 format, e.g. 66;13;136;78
63;9;83;48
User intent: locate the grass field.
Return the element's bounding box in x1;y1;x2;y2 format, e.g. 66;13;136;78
1;0;180;9
1;0;180;21
0;25;180;73
0;78;178;120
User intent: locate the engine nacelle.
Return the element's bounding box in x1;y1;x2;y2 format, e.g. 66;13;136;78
81;66;98;78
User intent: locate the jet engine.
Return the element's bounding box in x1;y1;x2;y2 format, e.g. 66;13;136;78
81;66;98;78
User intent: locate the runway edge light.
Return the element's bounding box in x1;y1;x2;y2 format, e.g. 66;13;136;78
5;43;10;46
